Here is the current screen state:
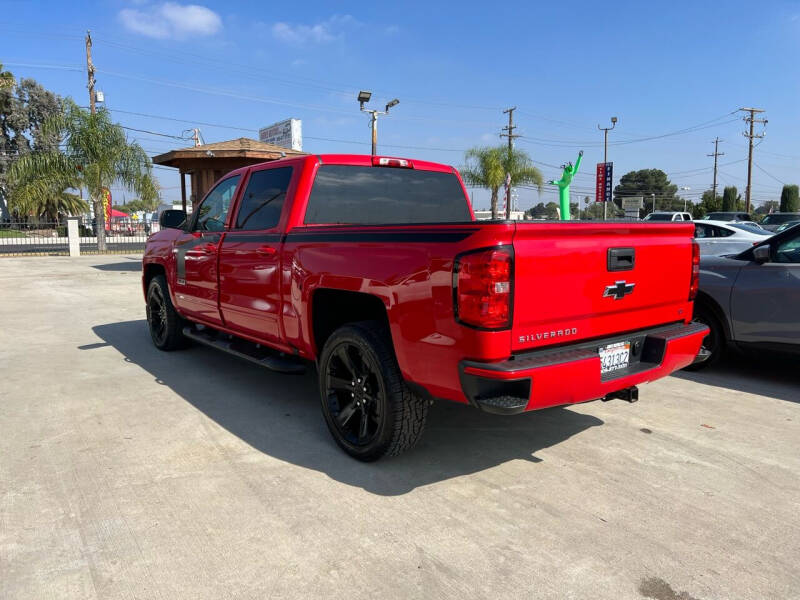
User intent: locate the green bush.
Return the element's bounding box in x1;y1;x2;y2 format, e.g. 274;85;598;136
780;185;799;212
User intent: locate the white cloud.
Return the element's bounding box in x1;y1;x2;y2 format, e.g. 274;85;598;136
119;3;222;39
271;15;357;45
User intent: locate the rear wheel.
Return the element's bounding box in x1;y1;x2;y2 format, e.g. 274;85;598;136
318;321;428;461
146;275;187;351
686;303;725;370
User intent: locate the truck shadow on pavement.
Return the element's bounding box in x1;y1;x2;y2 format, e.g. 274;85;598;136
672;352;799;404
91;320;604;496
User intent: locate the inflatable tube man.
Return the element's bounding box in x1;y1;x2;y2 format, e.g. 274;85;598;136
548;150;583;220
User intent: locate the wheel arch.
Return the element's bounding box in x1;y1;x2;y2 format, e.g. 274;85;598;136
142;262;167;299
694;290;732;342
310;288;391;357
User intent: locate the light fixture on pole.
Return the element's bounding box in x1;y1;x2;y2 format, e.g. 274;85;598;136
678;186;691;212
598;116;618;220
358;90;399;155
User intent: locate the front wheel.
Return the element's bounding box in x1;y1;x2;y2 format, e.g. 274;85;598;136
685;304;725;370
146;274;187;351
318;321;428;461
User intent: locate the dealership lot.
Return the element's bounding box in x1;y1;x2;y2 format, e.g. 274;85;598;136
1;256;799;600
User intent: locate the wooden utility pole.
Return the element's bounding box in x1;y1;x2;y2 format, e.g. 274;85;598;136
85;30;95;115
500;107;520;219
740;107;766;213
707;137;724;204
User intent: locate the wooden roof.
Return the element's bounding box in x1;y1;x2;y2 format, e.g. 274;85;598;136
152;137;307;167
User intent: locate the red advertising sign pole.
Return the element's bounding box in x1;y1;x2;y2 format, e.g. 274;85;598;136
596;163;606;203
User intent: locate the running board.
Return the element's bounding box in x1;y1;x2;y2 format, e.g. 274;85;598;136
182;326;306;374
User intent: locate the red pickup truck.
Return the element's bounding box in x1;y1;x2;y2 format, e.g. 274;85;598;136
143;154;707;461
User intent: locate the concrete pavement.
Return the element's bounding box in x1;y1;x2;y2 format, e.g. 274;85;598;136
1;255;799;599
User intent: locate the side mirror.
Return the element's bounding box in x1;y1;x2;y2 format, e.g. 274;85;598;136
753;244;770;264
159;209;187;230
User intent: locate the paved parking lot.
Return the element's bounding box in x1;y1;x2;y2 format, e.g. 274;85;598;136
2;255;799;600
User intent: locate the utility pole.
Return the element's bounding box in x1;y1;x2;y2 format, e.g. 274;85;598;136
707;137;724;204
598;117;617;220
85;30;95;115
740;107;766;214
357;90;398;156
500;107;520;219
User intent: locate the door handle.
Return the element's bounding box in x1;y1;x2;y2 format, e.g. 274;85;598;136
256;245;277;256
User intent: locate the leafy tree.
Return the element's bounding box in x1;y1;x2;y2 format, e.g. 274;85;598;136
10;99;157;250
721;186;738;212
780;184;799;212
0;64;62;218
462;146;543;219
613;169;677;216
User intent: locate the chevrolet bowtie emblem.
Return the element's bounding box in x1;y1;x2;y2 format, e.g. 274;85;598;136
603;280;635;300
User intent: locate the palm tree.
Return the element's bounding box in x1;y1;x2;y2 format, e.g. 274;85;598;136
10;176;88;222
461;146;543;219
9;99;157;250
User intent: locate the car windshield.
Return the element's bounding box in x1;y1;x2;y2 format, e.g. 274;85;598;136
644;213;674;221
730;223;771;235
762;214;799;225
707;213;736;221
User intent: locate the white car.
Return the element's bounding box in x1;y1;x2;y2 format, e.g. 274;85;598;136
694;220;772;256
643;211;692;222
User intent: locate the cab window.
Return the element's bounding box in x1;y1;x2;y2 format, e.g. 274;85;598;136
235;167;293;230
193;175;241;232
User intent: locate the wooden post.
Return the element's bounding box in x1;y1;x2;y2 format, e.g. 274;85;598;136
180;172;187;213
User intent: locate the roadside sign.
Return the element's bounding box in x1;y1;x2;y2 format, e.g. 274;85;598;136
622;196;643;218
596;162;613;203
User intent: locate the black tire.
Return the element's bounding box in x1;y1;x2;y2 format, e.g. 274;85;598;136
146;274;187;351
685;303;725;370
318;321;429;461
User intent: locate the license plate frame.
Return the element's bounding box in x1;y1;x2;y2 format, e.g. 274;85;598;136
599;340;631;375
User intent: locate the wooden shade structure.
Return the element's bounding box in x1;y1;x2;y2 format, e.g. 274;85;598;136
152;137;306;211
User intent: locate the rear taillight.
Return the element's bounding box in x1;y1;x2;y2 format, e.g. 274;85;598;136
689;240;700;301
454;246;513;329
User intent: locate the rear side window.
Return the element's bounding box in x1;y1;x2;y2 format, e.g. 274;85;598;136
304;165;471;225
235;167;293;230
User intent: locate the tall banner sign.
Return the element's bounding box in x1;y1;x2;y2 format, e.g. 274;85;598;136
595;162;613;203
102;188;112;230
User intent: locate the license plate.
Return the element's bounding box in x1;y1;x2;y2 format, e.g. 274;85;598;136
599;341;631;374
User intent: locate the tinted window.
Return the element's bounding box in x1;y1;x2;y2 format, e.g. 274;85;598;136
710;225;734;238
694;224;709;238
644;213;673;221
775;231;800;263
193;175;240;232
304;165;471;225
235;167;293;230
762;214;799;225
731;223;771;235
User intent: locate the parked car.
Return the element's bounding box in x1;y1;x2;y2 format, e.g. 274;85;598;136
694;220;772;256
142;154;707;460
643;211;692;222
701;212;753;222
759;212;800;232
774;220;800;233
690;224;800;367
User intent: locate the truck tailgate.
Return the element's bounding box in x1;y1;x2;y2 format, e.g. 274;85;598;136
511;222;694;353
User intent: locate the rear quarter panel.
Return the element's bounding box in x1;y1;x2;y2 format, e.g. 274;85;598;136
281;223;515;402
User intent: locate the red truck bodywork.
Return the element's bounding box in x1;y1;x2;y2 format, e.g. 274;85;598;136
143;154;707;415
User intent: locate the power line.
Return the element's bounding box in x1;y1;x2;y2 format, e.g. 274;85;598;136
740;107;767;212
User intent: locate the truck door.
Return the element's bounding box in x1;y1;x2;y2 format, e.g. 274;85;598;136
173;174;241;326
218;165;294;344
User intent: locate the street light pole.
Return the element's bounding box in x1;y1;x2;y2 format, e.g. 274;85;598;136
358;90;398;156
598;116;617;220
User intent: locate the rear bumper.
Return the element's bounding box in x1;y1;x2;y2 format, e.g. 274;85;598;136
459;321;709;415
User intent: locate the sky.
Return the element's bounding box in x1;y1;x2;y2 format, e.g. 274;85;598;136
2;0;800;210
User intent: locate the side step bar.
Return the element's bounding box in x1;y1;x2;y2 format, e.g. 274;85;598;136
182;326;306;374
